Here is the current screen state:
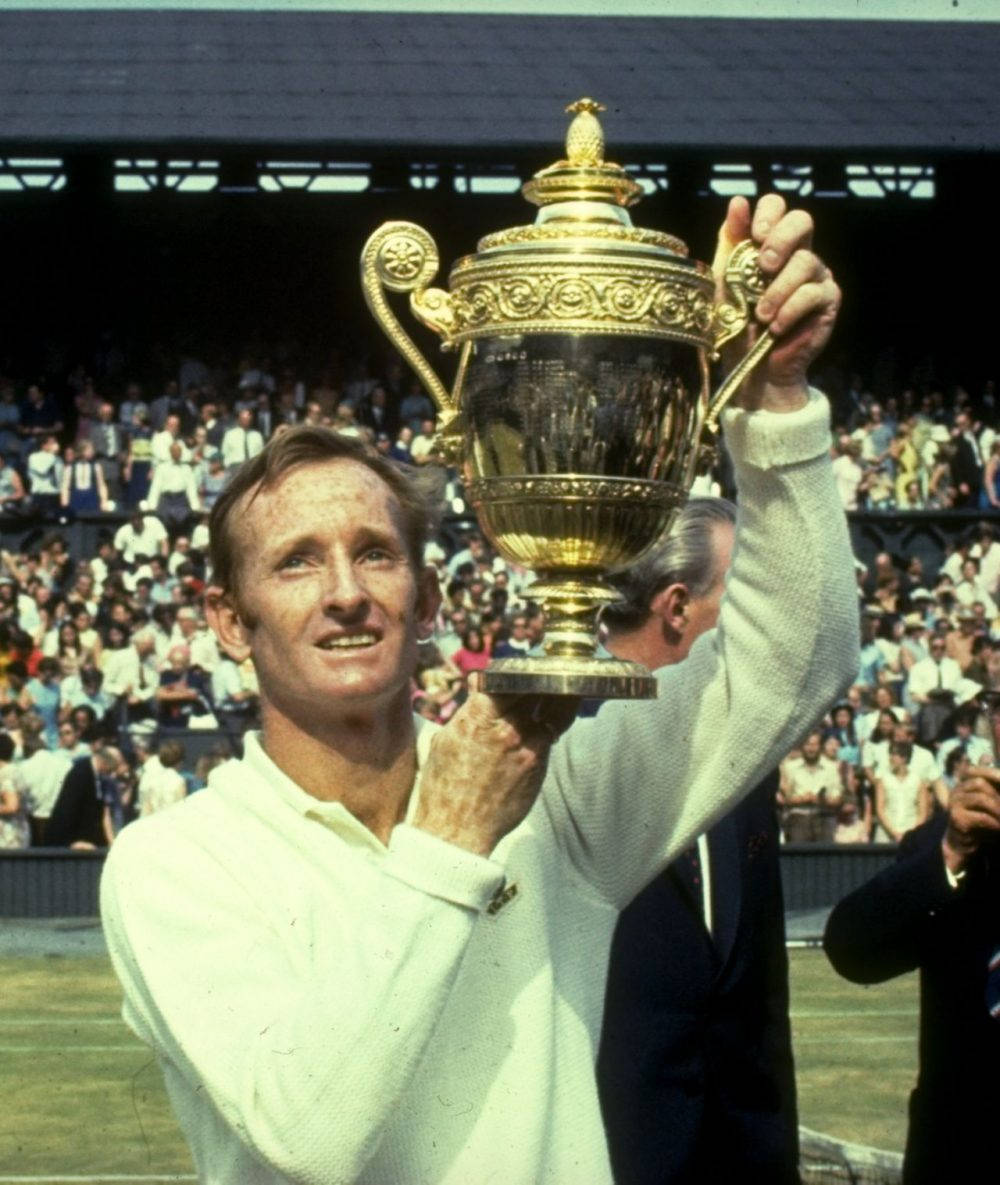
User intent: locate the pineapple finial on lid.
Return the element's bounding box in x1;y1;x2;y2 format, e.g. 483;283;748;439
565;98;606;166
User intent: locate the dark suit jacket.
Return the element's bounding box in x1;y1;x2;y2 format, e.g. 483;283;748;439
824;817;1000;1184
950;434;983;505
597;774;799;1185
44;756;105;847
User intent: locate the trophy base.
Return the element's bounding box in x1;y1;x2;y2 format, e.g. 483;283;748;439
481;655;657;699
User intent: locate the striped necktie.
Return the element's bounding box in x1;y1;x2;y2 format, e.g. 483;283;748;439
987;946;1000;1022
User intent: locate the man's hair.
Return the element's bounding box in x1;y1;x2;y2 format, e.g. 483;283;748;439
208;425;439;599
602;497;737;633
158;739;186;769
945;747;969;777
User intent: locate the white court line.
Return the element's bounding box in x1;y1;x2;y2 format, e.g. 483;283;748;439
0;1045;143;1053
791;1008;918;1018
0;1018;121;1026
0;1177;195;1182
795;1034;915;1046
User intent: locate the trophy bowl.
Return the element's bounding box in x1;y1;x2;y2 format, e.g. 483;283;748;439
361;99;771;698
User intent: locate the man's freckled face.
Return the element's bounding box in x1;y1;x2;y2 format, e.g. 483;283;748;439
231;459;431;720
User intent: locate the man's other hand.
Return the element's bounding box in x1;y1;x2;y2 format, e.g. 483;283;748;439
414;680;579;856
713;193;841;414
942;766;1000;874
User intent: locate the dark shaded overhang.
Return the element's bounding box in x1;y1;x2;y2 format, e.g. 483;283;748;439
0;9;998;157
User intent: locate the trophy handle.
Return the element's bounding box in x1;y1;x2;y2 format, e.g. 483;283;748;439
696;239;776;471
360;222;460;420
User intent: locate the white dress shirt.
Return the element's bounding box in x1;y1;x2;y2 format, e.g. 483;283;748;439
221;426;264;468
907;654;964;700
147;462;200;511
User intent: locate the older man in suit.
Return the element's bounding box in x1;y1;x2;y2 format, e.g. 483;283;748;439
596;497;799;1185
88;401;125;505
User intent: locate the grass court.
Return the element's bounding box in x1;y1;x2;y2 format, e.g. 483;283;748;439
0;947;917;1181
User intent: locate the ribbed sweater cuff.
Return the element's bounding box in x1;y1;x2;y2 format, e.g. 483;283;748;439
384;823;507;912
721;388;832;470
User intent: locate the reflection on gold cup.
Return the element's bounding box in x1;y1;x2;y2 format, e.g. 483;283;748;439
362;99;771;698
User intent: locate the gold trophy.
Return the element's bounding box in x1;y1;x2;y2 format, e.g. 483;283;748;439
361;99;774;698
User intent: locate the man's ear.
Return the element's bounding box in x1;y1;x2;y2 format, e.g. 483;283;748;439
204;585;252;663
649;582;689;635
415;564;442;640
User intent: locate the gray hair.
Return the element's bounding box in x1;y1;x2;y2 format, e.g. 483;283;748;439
602;497;736;633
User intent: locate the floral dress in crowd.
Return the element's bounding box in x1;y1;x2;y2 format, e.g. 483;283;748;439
0;765;30;849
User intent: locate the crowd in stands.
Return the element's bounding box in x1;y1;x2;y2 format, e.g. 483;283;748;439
0;350;998;852
828;377;1000;511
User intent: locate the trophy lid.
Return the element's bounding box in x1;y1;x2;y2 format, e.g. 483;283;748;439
475;98;690;258
521;98;644;211
397;98;714;349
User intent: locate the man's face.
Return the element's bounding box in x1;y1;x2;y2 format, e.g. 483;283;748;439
238;408;253;429
211;459;437;721
802;734;821;763
165;415;180;436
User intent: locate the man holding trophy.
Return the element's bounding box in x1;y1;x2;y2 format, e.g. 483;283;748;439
101;103;857;1185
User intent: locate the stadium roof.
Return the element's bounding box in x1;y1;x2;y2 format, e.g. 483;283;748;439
1;7;999;155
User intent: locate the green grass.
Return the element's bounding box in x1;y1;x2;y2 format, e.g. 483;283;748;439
0;947;917;1179
0;956;194;1178
790;946;917;1155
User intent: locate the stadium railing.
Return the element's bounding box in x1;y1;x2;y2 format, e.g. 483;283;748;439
1;840;901;919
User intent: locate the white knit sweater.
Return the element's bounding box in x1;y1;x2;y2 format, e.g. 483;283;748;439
101;392;859;1185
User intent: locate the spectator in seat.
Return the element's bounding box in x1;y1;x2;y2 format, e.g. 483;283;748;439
451;627;491;681
114;510;168;566
938;707;994;769
23;657;62;748
146;442;200;538
19;730;75;844
778;730;843;842
139;738;188;817
0;732;29;849
874;741;932;843
26;435;63;518
492;613;532;659
45;745;127;848
103;626;160;727
221;407;264;474
0;455;26;513
155;643;213;730
833;794;871;844
909;635;964;744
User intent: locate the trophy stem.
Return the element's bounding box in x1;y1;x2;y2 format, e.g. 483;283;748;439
481;573;657;699
530;574;616;663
